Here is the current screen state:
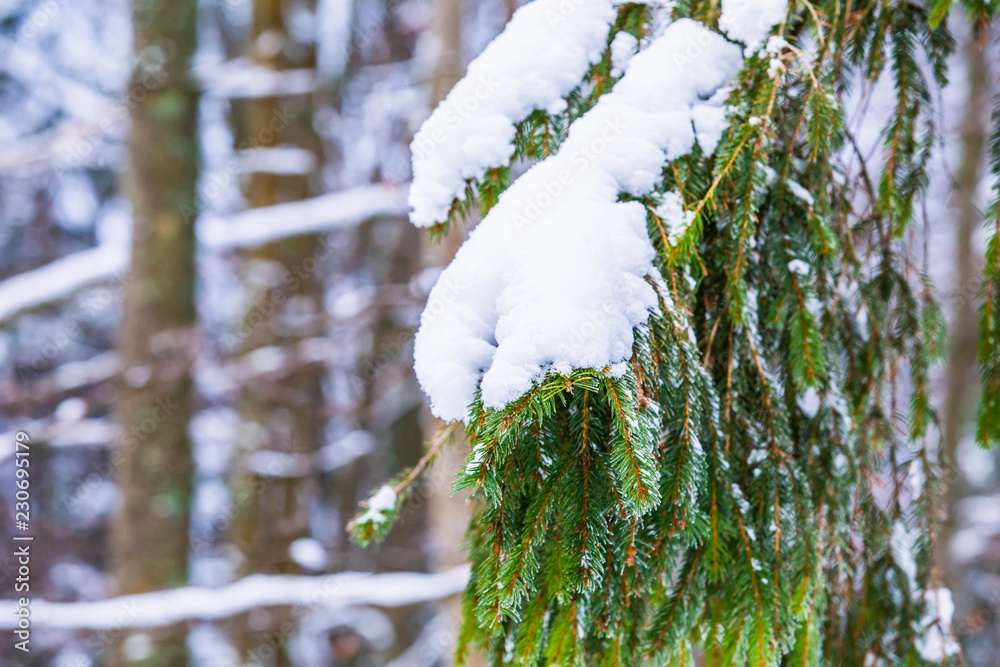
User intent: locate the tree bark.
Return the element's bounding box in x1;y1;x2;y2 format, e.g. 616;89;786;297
422;1;480;664
226;0;326;663
329;2;434;661
110;0;200;664
939;24;990;613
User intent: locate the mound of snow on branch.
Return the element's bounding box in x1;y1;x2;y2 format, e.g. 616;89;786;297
412;2;788;421
408;0;618;228
414;20;749;421
719;0;788;51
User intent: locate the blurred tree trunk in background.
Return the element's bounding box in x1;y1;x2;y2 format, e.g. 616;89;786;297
341;1;433;661
226;0;326;663
424;0;477;663
503;0;519;21
425;0;467;567
110;0;201;664
430;0;463;107
940;24;990;613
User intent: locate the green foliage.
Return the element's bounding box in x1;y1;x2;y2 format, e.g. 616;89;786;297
980;96;1000;448
357;1;1000;664
348;487;398;547
426;2;653;241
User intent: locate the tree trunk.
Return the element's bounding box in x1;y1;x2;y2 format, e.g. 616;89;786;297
430;0;464;107
110;0;200;664
939;24;990;610
226;0;326;664
330;2;435;661
423;1;479;664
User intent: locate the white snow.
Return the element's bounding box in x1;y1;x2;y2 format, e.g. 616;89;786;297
318;430;376;472
289;538;328;571
54;397;88;422
692;103;729;154
0;185;401;322
236;145;317;175
655;192;695;245
765;35;789;54
358;484;397;525
890;522;918;585
786;179;814;206
198;59;316;99
0;417;116;462
316;0;353;79
797;387;820;417
407;0;618;227
719;0;787;51
918;588;961;661
610;32;639;78
414;19;750;421
787;259;810;276
0;224;128;323
199;184;409;250
246;451;312;478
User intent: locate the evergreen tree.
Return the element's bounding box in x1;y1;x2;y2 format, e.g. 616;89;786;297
354;1;1000;664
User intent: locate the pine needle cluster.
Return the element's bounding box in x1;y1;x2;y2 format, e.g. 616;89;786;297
354;2;1000;664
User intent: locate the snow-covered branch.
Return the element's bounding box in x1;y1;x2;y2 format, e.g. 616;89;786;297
197;59;317;99
0;185;408;322
0;567;470;630
408;0;618;227
198;183;409;249
414;18;747;420
0;241;128;324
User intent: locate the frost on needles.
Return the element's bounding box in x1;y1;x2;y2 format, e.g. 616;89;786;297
354;0;993;664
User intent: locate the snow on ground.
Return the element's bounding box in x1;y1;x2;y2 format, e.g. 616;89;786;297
413;8;785;420
407;0;618;227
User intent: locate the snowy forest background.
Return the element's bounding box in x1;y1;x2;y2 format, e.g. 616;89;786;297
0;0;998;665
